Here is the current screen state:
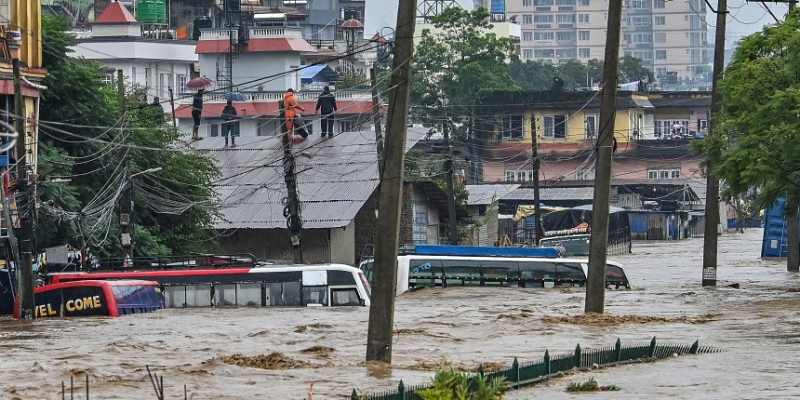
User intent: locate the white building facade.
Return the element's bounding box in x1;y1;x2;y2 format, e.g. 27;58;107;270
69;1;198;111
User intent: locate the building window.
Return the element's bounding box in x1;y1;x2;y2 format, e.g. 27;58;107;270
578;13;589;23
556;31;576;41
647;168;680;180
412;203;429;244
535;31;555;40
579;48;590;58
633;16;649;26
543;115;566;138
502;114;524;140
523;14;533;24
585;114;598;139
145;68;153;90
534;49;555;57
579;0;590;5
654;32;666;43
506;170;515;182
506;170;534;182
655;49;667;60
654;15;666;25
523;49;534;59
535;0;554;4
698;119;708;130
524;0;533;6
556;14;576;24
654;0;665;7
131;66;137;85
177;74;187;93
533;14;552;23
159;73;166;98
579;31;590;40
523;31;533;41
556;48;577;58
102;72;114;86
655;120;688;137
630;0;646;8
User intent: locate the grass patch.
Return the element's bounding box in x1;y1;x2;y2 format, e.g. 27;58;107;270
566;378;621;393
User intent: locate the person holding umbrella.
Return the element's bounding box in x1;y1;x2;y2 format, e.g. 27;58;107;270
191;89;204;141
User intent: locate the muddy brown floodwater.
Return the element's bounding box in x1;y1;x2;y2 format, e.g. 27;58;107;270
2;229;800;399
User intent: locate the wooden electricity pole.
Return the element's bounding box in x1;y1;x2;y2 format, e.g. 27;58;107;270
443;113;458;245
531;116;543;245
703;0;728;285
370;65;384;175
366;0;417;363
585;0;623;314
117;70;133;267
12;46;34;320
280;101;303;264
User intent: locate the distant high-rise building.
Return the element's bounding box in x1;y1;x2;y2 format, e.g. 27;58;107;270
507;0;712;89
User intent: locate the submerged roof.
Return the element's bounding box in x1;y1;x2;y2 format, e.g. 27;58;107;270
193;127;427;230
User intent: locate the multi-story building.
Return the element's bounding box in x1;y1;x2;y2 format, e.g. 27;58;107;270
506;0;711;88
70;1;198;109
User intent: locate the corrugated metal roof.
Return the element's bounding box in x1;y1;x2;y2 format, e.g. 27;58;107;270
465;184;520;205
194;127;427;229
502;187;595;201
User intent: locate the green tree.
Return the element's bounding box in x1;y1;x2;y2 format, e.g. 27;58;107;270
706;11;800;270
509;59;558;91
617;55;653;83
417;368;508;400
38;16;219;259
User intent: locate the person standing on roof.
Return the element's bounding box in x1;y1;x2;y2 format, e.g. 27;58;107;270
283;88;305;140
315;86;337;138
191;89;204;141
221;99;238;147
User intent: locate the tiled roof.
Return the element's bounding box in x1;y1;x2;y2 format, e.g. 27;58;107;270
192;127;427;229
196;38;316;54
94;1;137;25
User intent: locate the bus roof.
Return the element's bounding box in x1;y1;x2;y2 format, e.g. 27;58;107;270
409;245;561;258
35;279;159;293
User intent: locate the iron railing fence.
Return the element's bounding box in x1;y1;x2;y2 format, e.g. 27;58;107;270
351;337;719;400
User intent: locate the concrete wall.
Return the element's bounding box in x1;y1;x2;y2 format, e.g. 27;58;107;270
198;52;301;92
329;220;356;265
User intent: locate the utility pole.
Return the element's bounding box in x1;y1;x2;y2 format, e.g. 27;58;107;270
117;70;133;267
366;0;417;363
703;0;727;286
370;65;384;175
11;31;34;319
280;101;303;264
585;0;623;314
168;87;177;130
443;112;458;245
531;116;543;245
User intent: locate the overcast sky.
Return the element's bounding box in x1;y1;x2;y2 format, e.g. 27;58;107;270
364;0;789;48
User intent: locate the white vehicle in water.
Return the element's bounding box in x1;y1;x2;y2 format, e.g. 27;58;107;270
359;255;629;295
49;263;372;308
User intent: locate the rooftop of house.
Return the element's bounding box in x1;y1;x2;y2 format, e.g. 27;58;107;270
94;1;138;25
476;90;710;112
190;126;427;230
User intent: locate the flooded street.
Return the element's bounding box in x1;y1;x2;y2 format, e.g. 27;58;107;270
3;229;800;399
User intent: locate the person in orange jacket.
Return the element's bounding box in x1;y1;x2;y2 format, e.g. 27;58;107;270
283;88;305;139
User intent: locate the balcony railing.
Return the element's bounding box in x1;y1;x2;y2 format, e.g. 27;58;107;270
177;89;372;104
199;27;303;41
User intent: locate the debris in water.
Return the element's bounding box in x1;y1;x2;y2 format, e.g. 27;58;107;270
301;346;335;358
294;323;333;333
394;328;460;340
409;359;506;373
566;377;621;392
542;313;720;326
365;361;392;379
221;352;312;370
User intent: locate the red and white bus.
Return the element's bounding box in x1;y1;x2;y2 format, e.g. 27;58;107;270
14;280;162;319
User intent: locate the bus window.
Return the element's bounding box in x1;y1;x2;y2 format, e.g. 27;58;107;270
185;285;212;307
269;283;282;306
518;261;557;286
328;270;357;286
303;286;328;306
112;285;161;314
214;284;237;306
237;283;262;307
440;260;483;286
556;263;586;286
331;288;361;306
476;260;516;286
164;286;186;308
408;259;442;288
282;282;301;306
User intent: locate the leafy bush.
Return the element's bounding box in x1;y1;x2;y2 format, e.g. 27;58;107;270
566;377;620;393
418;369;508;400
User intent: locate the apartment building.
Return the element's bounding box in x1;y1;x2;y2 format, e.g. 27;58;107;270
506;0;711;87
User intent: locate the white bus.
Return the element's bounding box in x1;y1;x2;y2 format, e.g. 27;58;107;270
359;255;629;295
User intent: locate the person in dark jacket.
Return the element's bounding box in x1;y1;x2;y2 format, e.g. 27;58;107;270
315;86;337;138
191;89;204;141
221;99;237;147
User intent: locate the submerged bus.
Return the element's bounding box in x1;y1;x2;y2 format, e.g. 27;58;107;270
359;255;630;295
49;264;371;308
14;280;162;319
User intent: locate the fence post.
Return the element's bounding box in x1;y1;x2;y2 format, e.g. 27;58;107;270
574;343;582;369
350;388;359;400
649;337;657;358
512;357;520;389
690;340;699;354
544;349;551;376
615;338;622;362
398;380;405;400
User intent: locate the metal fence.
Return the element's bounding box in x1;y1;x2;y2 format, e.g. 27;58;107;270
351;338;719;400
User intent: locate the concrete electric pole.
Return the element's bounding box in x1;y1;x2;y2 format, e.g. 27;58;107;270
585;0;623;314
366;0;417;363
